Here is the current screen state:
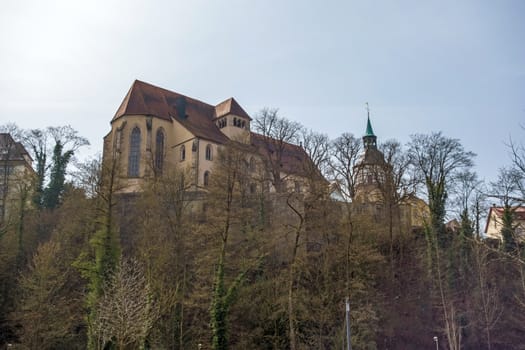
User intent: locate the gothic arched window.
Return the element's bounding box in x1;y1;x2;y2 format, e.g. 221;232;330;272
204;171;210;187
155;128;165;173
180;145;186;161
249;157;256;171
128;127;141;177
205;144;212;161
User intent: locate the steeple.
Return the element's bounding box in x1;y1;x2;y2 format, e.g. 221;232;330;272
363;103;377;149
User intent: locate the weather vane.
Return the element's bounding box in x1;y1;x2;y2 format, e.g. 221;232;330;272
366;102;370;118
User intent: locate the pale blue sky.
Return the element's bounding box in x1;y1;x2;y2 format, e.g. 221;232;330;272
1;0;524;182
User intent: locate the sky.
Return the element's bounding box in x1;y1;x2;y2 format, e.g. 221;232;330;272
0;0;524;183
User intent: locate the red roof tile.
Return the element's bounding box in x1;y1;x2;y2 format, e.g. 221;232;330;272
214;98;252;120
491;206;525;220
113;80;229;144
250;132;311;176
0;133;31;161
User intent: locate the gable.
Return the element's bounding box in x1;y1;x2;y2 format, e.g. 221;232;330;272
113;80;229;144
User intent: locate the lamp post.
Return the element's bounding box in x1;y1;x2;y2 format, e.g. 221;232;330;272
345;297;352;350
433;336;438;350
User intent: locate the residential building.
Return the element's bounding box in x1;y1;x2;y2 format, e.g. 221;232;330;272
0;133;34;224
485;205;525;242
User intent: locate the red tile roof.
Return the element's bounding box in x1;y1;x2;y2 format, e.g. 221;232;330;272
250;133;312;176
113;80;317;178
484;206;525;233
0;133;31;162
490;206;525;220
214;98;252;120
113;80;229;144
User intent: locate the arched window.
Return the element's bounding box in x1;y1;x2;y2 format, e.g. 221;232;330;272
180;145;186;161
155;128;165;173
203;171;210;187
249;157;256;171
128;127;141;177
205;144;212;161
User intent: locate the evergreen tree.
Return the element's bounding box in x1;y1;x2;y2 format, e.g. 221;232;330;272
501;205;517;253
42;141;73;209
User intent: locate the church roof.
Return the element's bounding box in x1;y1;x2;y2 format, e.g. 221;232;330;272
214;98;252;120
0;133;32;162
250;133;312;177
113;80;231;144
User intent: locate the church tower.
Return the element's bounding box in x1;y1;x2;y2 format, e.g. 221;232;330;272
353;109;390;203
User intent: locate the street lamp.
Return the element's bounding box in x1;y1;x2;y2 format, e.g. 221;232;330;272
433;336;438;350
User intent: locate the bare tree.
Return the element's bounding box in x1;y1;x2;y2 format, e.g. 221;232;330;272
489;167;524;252
407;132;475;349
470;241;502;350
92;258;159;350
253;108;303;193
407;132;475;245
15;240;83;349
374;139;416;270
329;133;362;202
300;129;330;178
509;128;525;199
21;125;89;208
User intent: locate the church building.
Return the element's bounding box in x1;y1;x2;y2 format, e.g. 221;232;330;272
103;80;312;195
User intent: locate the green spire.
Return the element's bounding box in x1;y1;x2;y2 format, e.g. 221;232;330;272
363;103;377;150
365;102;375;136
365;116;375;136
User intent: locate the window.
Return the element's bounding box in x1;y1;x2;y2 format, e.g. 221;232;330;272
204;171;210;187
0;166;13;176
205;144;212;161
250;183;257;194
249;157;256;171
155;128;165;173
232;117;246;128
128;127;141;177
180;145;186;161
217;118;226;128
115;129;122;152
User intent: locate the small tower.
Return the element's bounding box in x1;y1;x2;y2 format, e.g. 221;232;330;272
353;107;389;203
363;113;377;150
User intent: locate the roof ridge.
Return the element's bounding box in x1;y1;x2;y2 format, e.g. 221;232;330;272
134;80;215;109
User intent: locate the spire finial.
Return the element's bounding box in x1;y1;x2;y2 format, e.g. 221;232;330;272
365;102;375;136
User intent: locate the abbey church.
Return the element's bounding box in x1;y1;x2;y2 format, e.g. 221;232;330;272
103;80;427;230
103;80;311;195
